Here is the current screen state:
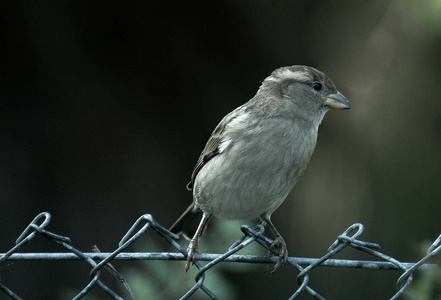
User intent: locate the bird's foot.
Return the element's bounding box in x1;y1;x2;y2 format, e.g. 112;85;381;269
268;236;288;273
185;238;199;272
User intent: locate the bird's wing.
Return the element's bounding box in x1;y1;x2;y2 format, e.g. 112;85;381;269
186;105;245;190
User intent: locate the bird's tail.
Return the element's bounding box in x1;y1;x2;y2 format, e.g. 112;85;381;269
169;203;205;240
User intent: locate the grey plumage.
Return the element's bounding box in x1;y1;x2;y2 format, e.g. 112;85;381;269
170;65;350;272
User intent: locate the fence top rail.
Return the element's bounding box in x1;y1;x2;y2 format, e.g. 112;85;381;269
1;252;437;271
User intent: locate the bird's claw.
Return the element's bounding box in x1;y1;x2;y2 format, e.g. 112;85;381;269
268;237;288;273
185;239;199;272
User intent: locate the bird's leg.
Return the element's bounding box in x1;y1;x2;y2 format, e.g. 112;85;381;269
260;215;288;273
185;212;212;272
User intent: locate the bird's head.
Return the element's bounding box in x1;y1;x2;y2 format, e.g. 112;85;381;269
250;65;350;124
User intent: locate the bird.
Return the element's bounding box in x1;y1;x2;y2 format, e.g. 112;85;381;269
169;65;350;273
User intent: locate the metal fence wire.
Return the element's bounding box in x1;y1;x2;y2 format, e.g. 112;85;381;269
0;212;440;300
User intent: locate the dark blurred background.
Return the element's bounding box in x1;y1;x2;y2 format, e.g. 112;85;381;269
1;1;441;299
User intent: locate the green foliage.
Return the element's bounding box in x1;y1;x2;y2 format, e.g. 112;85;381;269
406;240;441;300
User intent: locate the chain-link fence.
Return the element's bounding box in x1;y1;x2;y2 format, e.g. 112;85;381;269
1;212;440;299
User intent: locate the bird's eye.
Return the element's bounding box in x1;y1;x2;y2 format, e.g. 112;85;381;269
312;82;322;91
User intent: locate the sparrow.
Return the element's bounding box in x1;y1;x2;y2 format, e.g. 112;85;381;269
170;65;350;272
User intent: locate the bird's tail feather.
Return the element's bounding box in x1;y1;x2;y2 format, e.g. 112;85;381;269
169;203;205;240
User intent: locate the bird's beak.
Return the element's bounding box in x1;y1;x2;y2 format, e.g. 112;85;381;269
324;91;351;110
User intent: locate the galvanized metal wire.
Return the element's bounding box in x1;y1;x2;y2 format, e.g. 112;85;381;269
0;212;440;299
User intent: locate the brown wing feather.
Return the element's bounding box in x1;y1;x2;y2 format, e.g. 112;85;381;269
186;122;225;190
186;105;245;190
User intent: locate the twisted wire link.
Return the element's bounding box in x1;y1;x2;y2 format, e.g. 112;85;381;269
0;213;53;300
1;213;440;299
